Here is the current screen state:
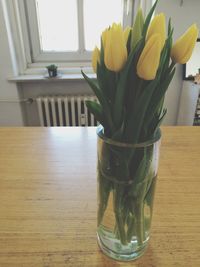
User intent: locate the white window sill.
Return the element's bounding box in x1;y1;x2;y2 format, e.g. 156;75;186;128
8;73;96;83
8;67;96;82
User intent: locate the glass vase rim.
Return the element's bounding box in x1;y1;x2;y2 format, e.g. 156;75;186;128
96;125;161;148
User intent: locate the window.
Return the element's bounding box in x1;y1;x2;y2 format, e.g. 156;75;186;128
35;0;123;52
83;0;123;50
24;0;133;65
36;0;79;52
5;0;152;73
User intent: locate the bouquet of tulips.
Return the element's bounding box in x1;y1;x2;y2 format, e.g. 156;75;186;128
82;0;198;246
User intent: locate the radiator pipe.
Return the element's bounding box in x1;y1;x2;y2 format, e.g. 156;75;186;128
0;98;34;104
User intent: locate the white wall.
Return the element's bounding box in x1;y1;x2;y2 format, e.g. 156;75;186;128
0;1;24;126
1;0;200;126
156;0;200;125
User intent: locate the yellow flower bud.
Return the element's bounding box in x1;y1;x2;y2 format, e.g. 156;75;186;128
131;7;144;50
137;34;162;80
171;24;199;64
146;13;166;49
124;26;132;44
92;46;100;73
101;28;109;48
104;23;128;72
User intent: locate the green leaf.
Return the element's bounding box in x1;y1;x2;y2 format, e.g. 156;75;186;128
126;74;160;143
168;18;172;36
129;146;154;198
85;100;105;126
126;29;132;54
97;63;116;103
82;71;102;103
158;28;173;73
97;162;112;226
158;108;167;126
142;0;159;37
131;8;144;50
113;38;144;129
150;108;167;135
125;76;160;143
160;29;174;75
143;68;176;130
98;39;116;102
82;70;115;133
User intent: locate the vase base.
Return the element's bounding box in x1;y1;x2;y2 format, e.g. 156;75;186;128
97;232;148;261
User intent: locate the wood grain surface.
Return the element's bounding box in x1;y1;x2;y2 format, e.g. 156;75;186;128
0;127;199;267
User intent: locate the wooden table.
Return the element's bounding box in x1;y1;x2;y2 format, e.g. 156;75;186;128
0;127;199;267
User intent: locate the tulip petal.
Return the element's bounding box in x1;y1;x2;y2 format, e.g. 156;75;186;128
104;24;127;72
137;34;162;80
92;46;100;73
146;13;166;49
101;28;109;49
171;24;199;64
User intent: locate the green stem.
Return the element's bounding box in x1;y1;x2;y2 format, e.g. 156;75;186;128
97;202;107;226
114;223;120;239
114;209;127;245
97;170;111;226
135;79;144;98
113;186;127;245
127;212;136;242
134;201;145;246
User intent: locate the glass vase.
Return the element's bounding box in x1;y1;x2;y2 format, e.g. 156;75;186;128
96;125;161;261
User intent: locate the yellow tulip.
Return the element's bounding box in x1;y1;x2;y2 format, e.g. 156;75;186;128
131;7;144;50
124;26;132;44
171;24;199;64
146;13;166;49
104;23;128;72
92;46;100;73
101;28;109;48
137;34;162;80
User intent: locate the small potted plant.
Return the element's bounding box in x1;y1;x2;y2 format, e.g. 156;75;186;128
46;64;58;78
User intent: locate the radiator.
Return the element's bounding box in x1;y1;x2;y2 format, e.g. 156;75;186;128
36;95;98;126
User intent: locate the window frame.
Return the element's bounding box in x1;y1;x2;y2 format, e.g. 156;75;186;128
25;0;92;63
25;0;134;64
4;0;153;75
